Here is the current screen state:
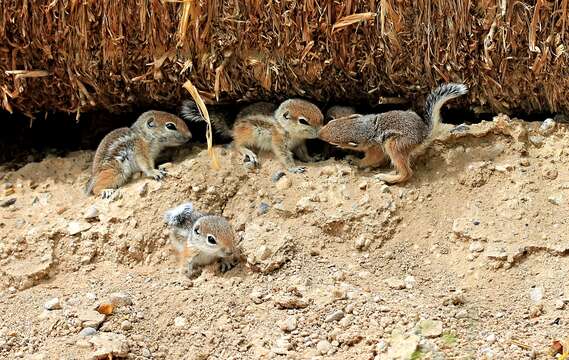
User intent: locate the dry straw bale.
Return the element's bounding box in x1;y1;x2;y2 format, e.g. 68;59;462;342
0;0;568;116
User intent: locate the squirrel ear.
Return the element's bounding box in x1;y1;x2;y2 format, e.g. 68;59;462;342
282;111;290;120
146;117;156;128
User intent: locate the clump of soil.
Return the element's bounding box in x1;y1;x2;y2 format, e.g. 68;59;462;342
0;115;568;359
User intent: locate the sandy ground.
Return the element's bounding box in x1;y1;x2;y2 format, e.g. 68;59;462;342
0;115;568;360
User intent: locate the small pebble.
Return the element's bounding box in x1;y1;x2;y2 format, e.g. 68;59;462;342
84;206;99;220
530;287;543;303
386;278;406;290
325;310;345;323
110;292;133;307
0;198;16;207
142;348;151;358
78;327;97;337
486;333;497;344
469;241;485;253
455;310;469;319
529;135;544;146
258;202;270;215
44;298;61;311
554;299;565;310
174;316;187;327
540;118;556;134
317;340;331;355
548;195;563;206
120;320;132;331
279;317;297;332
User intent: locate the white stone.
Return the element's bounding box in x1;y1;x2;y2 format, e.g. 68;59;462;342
174;316;187;327
44;297;61;310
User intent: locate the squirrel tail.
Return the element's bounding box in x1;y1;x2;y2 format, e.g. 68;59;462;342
179;99;233;139
424;83;468;133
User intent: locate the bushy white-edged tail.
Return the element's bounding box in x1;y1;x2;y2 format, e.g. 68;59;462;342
179;100;233;139
424;83;468;132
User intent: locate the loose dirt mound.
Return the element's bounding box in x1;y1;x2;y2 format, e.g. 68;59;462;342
0;116;568;359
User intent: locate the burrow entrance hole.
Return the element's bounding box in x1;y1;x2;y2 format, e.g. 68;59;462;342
0;101;558;170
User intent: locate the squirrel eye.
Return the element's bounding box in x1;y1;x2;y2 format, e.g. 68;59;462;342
348;142;358;147
298;117;309;126
166;122;177;131
194;227;200;235
207;235;217;245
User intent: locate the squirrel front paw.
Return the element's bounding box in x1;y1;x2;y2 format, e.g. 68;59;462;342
287;166;306;174
149;169;167;181
220;257;238;273
100;189;115;199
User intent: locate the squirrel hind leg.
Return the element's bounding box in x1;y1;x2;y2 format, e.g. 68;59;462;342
375;137;414;184
359;145;388;169
91;167;127;197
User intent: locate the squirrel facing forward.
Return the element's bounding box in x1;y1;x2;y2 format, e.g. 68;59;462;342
318;83;468;184
164;202;238;277
86;111;192;198
181;99;324;173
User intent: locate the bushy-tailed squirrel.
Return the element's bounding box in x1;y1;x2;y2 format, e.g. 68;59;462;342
164;202;238;277
318;83;468;184
180;99;324;173
86;110;191;198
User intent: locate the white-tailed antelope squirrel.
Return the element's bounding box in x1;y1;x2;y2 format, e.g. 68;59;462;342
86;111;191;198
164;202;238;277
181;99;324;173
318;83;468;184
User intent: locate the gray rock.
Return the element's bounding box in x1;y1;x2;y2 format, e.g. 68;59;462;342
258;202;270;215
325;310;345;323
529;135;544;146
540;118;556;134
0;198;16;207
79;327;97;337
110;292;133;307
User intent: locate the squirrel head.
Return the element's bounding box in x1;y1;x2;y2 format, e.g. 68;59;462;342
318;115;373;152
274;99;324;139
189;215;236;259
135;110;192;146
325;106;357;122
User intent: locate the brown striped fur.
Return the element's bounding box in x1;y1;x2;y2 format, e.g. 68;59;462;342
86;110;191;197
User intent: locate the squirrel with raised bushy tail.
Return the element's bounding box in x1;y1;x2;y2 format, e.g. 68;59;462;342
164;202;239;278
318;83;468;184
180;99;324;173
